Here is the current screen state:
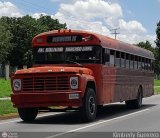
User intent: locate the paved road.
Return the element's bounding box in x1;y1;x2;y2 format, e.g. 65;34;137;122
1;95;160;138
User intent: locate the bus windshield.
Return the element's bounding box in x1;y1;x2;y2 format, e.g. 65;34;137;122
33;46;101;64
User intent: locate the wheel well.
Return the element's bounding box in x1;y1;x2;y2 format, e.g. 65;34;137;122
82;81;96;103
86;81;96;94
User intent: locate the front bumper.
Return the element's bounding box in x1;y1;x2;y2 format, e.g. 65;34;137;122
11;91;82;108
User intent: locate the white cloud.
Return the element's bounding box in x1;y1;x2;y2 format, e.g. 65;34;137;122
56;0;122;20
0;1;23;17
53;0;122;37
118;33;156;46
118;19;147;34
32;12;47;19
0;1;155;46
52;0;155;46
52;13;111;36
0;0;154;45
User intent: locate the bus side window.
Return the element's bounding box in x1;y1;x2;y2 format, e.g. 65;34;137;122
134;56;138;69
151;60;153;71
138;56;142;69
130;55;134;69
104;48;110;65
110;50;115;66
142;58;145;69
121;52;125;68
126;53;130;69
146;58;150;70
148;59;151;71
115;51;120;67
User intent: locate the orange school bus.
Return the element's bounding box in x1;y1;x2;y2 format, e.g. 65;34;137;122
11;30;154;122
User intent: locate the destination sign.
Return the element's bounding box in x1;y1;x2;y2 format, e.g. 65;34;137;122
37;47;63;53
66;46;92;52
47;35;82;43
37;46;92;53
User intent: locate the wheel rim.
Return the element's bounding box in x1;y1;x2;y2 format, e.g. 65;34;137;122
88;96;96;115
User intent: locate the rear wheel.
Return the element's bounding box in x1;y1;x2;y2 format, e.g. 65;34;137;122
18;108;38;122
125;87;143;109
81;88;97;122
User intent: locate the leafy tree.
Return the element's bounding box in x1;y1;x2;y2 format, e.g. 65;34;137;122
1;16;37;67
0;15;67;67
136;40;158;77
37;15;67;31
0;21;12;63
136;41;155;55
155;21;160;79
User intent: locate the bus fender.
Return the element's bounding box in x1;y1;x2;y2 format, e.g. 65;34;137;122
81;75;97;98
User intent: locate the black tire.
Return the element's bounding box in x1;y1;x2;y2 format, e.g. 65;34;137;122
125;87;143;109
18;108;38;122
134;88;143;108
125;100;133;109
81;88;97;122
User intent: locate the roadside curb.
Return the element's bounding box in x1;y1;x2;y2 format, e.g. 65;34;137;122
0;97;11;100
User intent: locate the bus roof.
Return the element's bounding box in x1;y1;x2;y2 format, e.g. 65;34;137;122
95;33;155;60
33;30;154;59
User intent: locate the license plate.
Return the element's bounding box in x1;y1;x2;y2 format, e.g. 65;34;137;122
69;93;79;99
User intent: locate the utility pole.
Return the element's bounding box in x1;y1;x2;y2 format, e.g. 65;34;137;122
110;27;120;40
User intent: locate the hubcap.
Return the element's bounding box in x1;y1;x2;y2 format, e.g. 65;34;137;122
88;96;95;115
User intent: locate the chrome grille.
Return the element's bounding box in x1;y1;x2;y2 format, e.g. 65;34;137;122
22;76;69;92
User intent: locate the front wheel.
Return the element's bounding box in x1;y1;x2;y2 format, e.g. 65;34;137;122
80;88;97;122
18;108;38;122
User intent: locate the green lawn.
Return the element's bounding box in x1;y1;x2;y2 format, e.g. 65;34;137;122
154;79;160;86
154;87;160;94
0;100;17;115
0;78;11;98
154;79;160;94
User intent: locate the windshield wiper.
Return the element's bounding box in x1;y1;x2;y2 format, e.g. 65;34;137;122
65;60;83;67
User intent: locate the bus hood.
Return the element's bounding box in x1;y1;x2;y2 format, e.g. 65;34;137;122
14;66;93;75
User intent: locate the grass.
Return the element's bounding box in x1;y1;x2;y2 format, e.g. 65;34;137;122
0;78;11;98
154;79;160;94
154;79;160;86
0;78;16;116
0;100;17;115
154;87;160;94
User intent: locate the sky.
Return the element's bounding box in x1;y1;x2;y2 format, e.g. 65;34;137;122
0;0;160;46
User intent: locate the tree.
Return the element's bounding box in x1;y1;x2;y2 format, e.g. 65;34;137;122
0;15;67;67
136;40;158;78
136;41;155;54
155;21;160;79
0;21;12;64
37;15;67;31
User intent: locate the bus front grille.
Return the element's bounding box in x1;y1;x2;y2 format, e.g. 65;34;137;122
22;76;69;92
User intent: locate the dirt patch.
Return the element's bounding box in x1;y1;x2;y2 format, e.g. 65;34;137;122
0;113;18;120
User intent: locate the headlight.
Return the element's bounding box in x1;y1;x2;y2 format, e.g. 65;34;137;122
70;77;78;89
13;79;21;91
